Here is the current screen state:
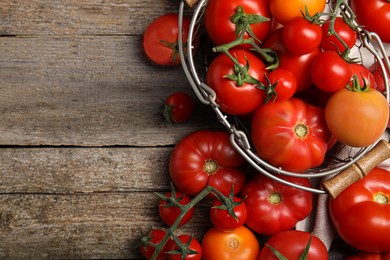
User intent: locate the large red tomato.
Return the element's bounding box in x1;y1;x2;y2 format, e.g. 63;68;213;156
202;226;260;260
240;173;313;235
206;49;266;115
258;230;328;260
251;98;332;172
329;167;390;252
350;0;390;43
169;130;246;196
143;13;190;66
204;0;272;46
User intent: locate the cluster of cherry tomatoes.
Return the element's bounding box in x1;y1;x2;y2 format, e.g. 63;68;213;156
140;0;390;259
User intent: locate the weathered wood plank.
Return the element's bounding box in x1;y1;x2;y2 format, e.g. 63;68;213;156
0;193;212;259
0;147;172;193
0;0;189;36
0;36;219;146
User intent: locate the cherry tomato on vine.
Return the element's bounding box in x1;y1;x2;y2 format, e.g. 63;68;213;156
140;228;172;260
311;50;352;93
158;191;194;227
206;49;266;115
349;63;377;89
167;235;202;260
320;17;357;52
264;68;297;102
202;226;260;260
282;17;322;55
329;167;390;252
204;0;272;46
162;92;195;123
258;230;328;260
325;79;388;147
350;0;390;43
240;174;313;235
210;196;247;232
143;13;190;66
169;130;246;196
251;98;332;172
270;0;326;25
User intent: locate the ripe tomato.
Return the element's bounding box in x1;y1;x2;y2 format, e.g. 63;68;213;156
350;0;390;43
210;196;247;232
162;92;195;123
325;84;388;147
329;167;390;252
140;228;172;260
349;63;377;89
206;49;266;115
345;251;390;260
258;230;328;260
282;17;322;55
240;174;313;235
251;98;332;172
167;235;202;260
158;191;194;227
143;13;190;66
270;0;326;25
320;17;358;52
264;68;297;102
202;226;260;260
169;130;246;196
311;51;352;93
204;0;272;46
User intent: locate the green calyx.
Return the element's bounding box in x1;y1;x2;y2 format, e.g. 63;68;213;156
211;186;243;222
347;74;370;92
223;55;262;87
160;39;187;64
266;234;313;260
166;235;199;259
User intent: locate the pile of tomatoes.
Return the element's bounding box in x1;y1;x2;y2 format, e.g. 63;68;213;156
140;0;390;259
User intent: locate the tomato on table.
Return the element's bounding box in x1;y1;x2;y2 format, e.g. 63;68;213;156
202;226;260;260
162;92;195;123
240;173;313;235
210;196;247;232
167;235;202;260
169;130;246;196
329;167;390;252
206;49;266;115
270;0;326;25
143;13;190;66
140;228;172;260
258;230;328;260
158;190;194;227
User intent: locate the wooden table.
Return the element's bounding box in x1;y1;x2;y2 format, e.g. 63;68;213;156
0;0;219;258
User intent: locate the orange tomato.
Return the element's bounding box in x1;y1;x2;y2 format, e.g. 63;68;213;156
270;0;326;25
202;226;260;260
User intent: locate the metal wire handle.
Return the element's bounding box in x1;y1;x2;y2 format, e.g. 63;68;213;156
178;0;390;193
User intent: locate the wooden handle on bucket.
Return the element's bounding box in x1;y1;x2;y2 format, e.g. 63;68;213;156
322;139;390;199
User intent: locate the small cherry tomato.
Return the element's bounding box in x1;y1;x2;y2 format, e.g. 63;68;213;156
158;191;194;227
320;17;357;52
168;235;202;260
264;68;297;102
210;196;247;232
162;92;195;123
140;228;172;260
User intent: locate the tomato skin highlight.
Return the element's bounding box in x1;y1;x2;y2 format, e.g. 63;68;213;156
202;226;260;260
241;174;313;235
169;130;246;196
143;13;190;66
329;167;390;252
325;87;388;147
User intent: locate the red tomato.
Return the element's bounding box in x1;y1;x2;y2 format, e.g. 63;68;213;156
346;252;390;260
162;92;195;123
370;56;390;93
320;17;358;52
349;63;377;89
158;191;194;227
325;84;388;147
206;49;266;115
258;230;328;260
251;98;332;172
329;167;390;252
282;17;322;55
311;51;352;93
270;0;326;25
143;13;190;66
168;235;202;260
240;174;313;235
264;68;297;102
169;130;246;196
350;0;390;43
210;196;247;232
140;228;172;260
202;226;260;260
204;0;272;46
